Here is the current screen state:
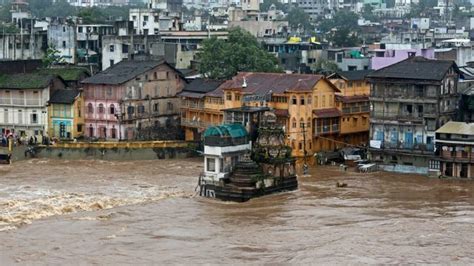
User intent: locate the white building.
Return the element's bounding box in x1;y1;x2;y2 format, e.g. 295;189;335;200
0;74;66;137
48;20;77;64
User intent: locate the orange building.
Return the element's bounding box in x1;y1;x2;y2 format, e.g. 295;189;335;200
180;72;372;160
328;70;372;147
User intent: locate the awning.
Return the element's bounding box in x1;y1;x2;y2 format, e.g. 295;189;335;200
313;108;341;118
274;109;289;117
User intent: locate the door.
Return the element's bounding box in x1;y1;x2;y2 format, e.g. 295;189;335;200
404;132;413;149
390;130;398;148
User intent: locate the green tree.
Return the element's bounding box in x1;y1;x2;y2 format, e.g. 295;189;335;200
361;4;378;22
42;45;65;68
319;10;360;47
312;59;340;75
197;27;281;80
287;7;312;32
260;0;286;12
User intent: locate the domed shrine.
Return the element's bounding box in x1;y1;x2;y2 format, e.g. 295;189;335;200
198;110;297;202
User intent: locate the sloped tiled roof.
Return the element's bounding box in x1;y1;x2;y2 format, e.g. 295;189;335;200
49;89;80;104
183;79;224;93
436;121;474;135
338;70;373;81
313;108;341;118
37;67;90;81
0;73;61;89
82;59;183;85
216;72;326;95
367;56;456;81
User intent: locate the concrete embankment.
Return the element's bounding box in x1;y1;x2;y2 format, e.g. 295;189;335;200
9;141;200;161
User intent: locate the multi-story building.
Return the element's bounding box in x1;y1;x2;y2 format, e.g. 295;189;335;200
81;59;186;141
48;89;84;140
328;70;373;146
180;72;350;159
367;56;460;173
0;73;66;137
297;0;329;21
76;23;115;71
47;19;77;64
179;79;225;141
431;121;474;178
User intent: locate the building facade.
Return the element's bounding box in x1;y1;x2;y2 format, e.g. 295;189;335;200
0;74;66;138
367;57;459;173
48;89;84;139
431;122;474;178
81;59;186;141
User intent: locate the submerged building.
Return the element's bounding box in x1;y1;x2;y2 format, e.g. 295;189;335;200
367;56;460;173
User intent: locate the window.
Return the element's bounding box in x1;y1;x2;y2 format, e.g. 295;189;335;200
110;60;114;66
109;104;115;114
292;96;297;105
236;94;241;101
226;93;232;101
348;82;353;88
206;158;216;172
127;106;135;114
132;15;137;20
322;95;326;107
87;103;93;113
109;45;114;52
78;27;83;33
300;97;305;105
314;96;318;107
107;87;112;96
154;72;157;80
153;103;159;112
308;96;312;105
77;124;83;132
429;160;440;169
300;118;305;128
98;104;105;114
143;15;149;21
167;102;173;111
307;118;311;128
31;113;38;124
138;105;145;113
62;41;66;48
111;127;117;139
292;118;297;128
154;28;159;35
122;44;129;54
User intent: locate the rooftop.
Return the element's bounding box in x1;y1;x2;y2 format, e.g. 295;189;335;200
211;72;328;97
367;56;456;81
82;59;180;85
337;70;374;81
36;67;90;81
0;73;61;89
49;89;80;104
436;121;474;135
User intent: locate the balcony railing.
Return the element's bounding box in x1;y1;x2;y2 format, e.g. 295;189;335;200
315;124;340;136
181;119;216;128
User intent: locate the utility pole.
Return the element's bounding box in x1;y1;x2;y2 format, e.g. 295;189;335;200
302;122;308;175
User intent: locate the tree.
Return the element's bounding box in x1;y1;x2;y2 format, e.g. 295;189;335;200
312;59;340;75
197;27;281;80
287;7;312;32
319;11;360;47
260;0;286;12
42;45;65;67
361;4;378;22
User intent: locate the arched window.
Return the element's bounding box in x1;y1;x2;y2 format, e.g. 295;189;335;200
308;95;312;105
300;118;305;128
87;103;93;114
292;96;297;105
307;117;311;128
300;96;305;105
292;118;297;128
109;104;115;114
98;103;104;114
322;95;326;107
138;104;145;113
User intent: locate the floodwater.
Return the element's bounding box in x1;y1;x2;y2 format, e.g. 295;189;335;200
1;159;474;264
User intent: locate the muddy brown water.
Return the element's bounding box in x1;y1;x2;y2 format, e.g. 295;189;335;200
1;158;474;264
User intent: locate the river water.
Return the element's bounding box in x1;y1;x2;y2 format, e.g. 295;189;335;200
1;158;474;264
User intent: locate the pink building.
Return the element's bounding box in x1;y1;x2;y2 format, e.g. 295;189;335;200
370;48;435;70
81;60;186;141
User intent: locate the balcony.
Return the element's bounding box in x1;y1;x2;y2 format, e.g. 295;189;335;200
342;105;370;114
315;124;339;136
181;119;215;129
182;101;204;110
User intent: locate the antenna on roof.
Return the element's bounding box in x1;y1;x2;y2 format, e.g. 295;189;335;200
242;77;247;88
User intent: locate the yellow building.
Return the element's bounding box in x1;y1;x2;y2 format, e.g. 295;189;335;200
48;89;84;139
179;79;225;141
328;70;372;147
180;72;372;160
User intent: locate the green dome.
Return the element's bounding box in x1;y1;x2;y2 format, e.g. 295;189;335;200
203;124;248;139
